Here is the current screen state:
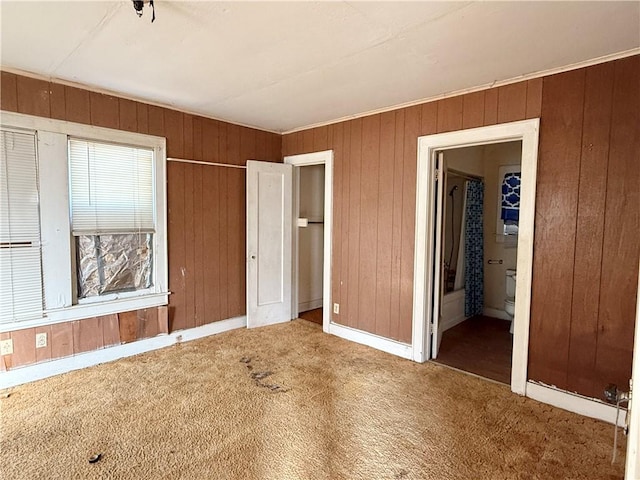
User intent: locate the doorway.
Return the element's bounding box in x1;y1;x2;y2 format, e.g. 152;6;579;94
433;142;522;385
284;150;333;332
296;163;325;326
412;119;540;395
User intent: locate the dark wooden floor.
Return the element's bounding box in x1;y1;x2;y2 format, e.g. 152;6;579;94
434;316;512;385
299;308;323;325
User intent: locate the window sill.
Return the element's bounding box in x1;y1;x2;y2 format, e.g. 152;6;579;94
0;292;170;333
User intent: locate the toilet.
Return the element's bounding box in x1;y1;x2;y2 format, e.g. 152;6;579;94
505;269;516;334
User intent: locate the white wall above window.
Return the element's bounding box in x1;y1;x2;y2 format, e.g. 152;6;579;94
0;111;168;332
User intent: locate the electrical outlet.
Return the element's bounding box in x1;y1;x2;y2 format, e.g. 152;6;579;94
333;303;340;314
0;339;13;356
35;332;47;349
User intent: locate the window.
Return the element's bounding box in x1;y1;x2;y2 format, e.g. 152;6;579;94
69;139;155;299
0;129;43;324
0;112;167;331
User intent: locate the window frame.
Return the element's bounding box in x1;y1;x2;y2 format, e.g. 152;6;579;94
0;111;168;332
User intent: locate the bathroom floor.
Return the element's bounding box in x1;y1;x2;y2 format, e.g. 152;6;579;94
434;316;512;384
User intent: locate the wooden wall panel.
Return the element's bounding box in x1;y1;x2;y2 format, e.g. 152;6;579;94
165;109;184;158
50;323;74;359
436;96;462;133
119;98;138;132
358;115;380;333
64;86;91;124
529;68;586;389
346;119;363;329
167;161;187;331
0;71;18;111
330;123;344;322
525;78;543;119
389;110;405;341
183;161;196;329
16;76;50;118
338;122;352;326
567;62;614;396
497;82;527;123
462;91;485;129
49;83;66;120
90;92;119;129
73;317;103;353
136;103;149;134
594;56;640;394
11;328;37;368
102;314;121;347
483;88;499;125
374;112;396;338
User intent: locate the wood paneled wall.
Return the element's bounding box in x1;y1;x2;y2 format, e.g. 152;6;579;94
0;307;168;370
283;55;639;400
0;72;282;367
283;78;543;343
529;56;640;398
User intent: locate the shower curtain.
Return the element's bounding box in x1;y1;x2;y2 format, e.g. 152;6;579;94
464;179;484;317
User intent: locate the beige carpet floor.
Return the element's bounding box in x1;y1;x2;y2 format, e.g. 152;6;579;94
0;320;626;479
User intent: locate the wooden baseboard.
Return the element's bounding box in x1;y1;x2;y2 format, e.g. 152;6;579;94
328;321;413;359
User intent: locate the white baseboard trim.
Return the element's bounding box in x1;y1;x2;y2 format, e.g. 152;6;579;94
526;381;626;427
441;314;467;332
483;307;511;321
0;316;246;390
328;322;413;360
298;299;323;313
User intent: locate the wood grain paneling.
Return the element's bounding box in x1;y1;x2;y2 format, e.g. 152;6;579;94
282;56;637;399
119;98;138;132
437;96;463;133
462;91;485;129
347;119;363;329
16;76;50;118
567;62;614;396
529;68;586;389
73;317;103;353
525;78;543;119
49;83;66;120
90;92;119;129
358;115;380;333
165;109;184;158
50;322;74;359
136;103;149;134
483;88;499;125
148;105;165;137
64;86;91;124
594;56;640;394
0;71;18;111
11;328;36;367
119;311;139;344
497;82;527;123
375;112;396;338
102;314;121;347
168;161;187;331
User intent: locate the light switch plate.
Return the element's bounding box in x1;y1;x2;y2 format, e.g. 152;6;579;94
333;303;339;314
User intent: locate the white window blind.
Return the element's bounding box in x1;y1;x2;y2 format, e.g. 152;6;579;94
69;139;155;234
0;130;44;324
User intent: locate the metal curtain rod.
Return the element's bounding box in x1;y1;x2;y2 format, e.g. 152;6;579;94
448;168;483;181
167;157;247;170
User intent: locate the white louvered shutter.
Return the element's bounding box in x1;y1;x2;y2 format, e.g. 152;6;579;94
0;129;44;324
69;139;154;234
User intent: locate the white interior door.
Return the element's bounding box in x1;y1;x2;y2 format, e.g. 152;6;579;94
431;152;446;358
246;160;293;328
625;267;640;479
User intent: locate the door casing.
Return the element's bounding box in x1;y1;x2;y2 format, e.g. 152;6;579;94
284;150;334;332
413;119;540;395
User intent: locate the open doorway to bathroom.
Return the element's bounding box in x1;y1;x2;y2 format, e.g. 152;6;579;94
432;141;523;385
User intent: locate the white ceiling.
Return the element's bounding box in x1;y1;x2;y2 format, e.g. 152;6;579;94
1;1;639;133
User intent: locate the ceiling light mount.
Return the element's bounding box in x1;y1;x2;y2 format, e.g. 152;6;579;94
132;0;156;23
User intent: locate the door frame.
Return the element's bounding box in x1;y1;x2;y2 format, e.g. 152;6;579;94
625;264;640;479
412;119;540;395
284;150;333;332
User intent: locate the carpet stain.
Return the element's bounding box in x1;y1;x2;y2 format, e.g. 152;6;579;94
0;320;627;479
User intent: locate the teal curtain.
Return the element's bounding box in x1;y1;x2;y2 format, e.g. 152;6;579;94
464;180;484;317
